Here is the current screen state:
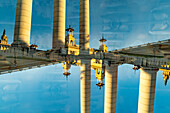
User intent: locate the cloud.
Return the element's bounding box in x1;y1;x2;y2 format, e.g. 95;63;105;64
151;4;170;12
34;0;53;18
3;84;19;91
31;33;52;50
100;2;123;8
149;31;170;35
151;23;168;31
119;25;129;31
0;0;16;7
152;13;169;20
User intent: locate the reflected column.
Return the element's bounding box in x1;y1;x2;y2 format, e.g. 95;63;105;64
104;63;118;113
138;68;158;113
80;59;91;113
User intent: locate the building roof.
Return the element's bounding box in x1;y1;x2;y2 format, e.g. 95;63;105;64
66;25;74;32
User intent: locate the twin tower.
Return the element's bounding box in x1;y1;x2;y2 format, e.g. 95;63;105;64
12;0;90;50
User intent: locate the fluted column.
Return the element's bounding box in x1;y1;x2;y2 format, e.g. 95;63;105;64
138;68;158;113
12;0;33;47
53;0;66;49
79;0;90;50
104;64;118;113
80;60;91;113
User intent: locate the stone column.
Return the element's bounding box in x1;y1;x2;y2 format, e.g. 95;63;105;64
12;0;33;47
53;0;66;49
79;0;90;50
104;64;118;113
138;68;158;113
80;60;91;113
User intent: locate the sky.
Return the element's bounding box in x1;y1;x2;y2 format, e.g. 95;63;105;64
0;0;170;113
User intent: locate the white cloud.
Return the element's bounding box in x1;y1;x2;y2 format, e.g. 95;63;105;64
152;13;169;20
0;0;16;7
119;25;129;31
149;31;170;35
31;33;52;50
151;4;170;12
34;0;53;19
152;23;168;30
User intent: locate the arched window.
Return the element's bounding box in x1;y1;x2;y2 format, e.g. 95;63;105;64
97;69;100;74
102;70;105;74
70;40;73;46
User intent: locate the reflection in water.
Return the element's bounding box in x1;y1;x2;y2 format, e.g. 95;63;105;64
80;60;91;113
138;68;158;113
63;61;71;78
104;64;118;113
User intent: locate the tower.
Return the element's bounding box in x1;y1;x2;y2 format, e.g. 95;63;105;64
99;36;108;52
53;0;66;50
12;0;33;47
0;29;8;45
79;0;90;50
65;25;75;47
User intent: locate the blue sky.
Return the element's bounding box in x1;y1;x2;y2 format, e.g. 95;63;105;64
0;0;170;113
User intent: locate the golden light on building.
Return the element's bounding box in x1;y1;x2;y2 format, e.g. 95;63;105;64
0;29;8;45
65;25;75;47
65;25;79;55
159;69;170;86
0;29;10;50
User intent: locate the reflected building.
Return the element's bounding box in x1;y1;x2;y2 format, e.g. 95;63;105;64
160;68;170;86
62;61;71;78
95;66;105;89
